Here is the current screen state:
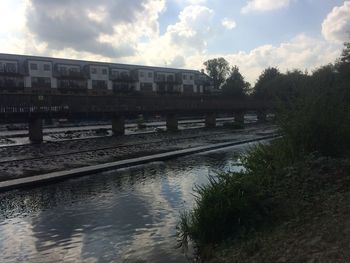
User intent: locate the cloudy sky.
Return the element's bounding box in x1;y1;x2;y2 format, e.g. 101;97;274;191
0;0;349;83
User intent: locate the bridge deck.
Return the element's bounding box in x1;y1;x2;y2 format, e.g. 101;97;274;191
0;93;270;120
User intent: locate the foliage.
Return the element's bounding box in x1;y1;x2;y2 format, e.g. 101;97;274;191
221;66;250;97
336;41;350;82
254;69;309;103
178;40;350;257
178;140;295;250
340;41;350;64
203;58;230;90
253;67;281;99
279;67;350;157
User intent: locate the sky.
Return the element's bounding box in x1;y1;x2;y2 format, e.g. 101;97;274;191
0;0;349;83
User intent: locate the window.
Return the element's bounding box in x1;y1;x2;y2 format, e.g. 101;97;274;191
157;74;165;81
43;64;51;71
102;68;107;75
140;72;144;77
148;72;153;78
91;67;97;74
183;74;187;80
92;80;107;90
120;72;129;78
30;63;38;70
59;66;67;73
190;75;193;80
6;63;16;72
31;77;51;88
112;71;119;78
140;82;153;92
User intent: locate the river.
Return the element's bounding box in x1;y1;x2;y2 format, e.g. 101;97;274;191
0;142;255;263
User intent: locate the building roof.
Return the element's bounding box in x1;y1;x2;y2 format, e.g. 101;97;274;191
0;53;201;74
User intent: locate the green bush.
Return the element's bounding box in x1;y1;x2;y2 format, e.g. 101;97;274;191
178;141;294;249
278;72;350;157
177;41;350;256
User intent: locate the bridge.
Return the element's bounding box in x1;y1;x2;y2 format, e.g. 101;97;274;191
0;93;272;143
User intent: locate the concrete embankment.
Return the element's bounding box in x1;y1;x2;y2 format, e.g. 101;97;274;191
0;134;279;192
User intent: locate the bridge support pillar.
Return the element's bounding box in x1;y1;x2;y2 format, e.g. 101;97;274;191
166;114;178;131
112;115;125;135
28;117;43;143
257;111;267;123
234;111;245;125
205;113;216;128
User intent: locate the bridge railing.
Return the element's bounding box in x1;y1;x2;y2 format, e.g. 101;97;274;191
0;93;271;115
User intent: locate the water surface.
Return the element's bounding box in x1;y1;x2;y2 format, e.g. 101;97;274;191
0;143;253;263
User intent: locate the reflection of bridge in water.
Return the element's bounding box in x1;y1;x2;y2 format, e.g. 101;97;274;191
0;94;272;143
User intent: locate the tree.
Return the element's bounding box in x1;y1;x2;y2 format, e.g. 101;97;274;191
336;41;350;81
221;66;249;97
340;41;350;64
253;67;281;99
203;58;230;90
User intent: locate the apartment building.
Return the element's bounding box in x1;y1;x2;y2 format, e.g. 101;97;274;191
0;53;213;94
0;59;24;92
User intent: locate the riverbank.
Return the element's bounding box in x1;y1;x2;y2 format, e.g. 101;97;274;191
207;156;350;262
0;123;278;182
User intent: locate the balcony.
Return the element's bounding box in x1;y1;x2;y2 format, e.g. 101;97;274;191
110;73;134;82
32;83;51;89
55;70;86;80
90;78;108;91
155;74;181;84
0;79;24;91
58;80;87;91
195;78;211;86
0;68;21;77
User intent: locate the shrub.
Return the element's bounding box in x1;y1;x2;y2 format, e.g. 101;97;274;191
278;73;350;157
178;141;293;249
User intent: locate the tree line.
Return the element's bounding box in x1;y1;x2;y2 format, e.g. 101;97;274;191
203;40;350;102
178;41;350;261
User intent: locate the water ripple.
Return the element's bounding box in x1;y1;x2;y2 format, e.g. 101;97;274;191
0;145;246;262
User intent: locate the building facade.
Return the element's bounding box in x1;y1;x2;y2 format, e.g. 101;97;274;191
0;53;213;95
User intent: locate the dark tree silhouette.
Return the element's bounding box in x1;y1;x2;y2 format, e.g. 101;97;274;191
253;67;281;99
221;66;249;97
203;58;230;90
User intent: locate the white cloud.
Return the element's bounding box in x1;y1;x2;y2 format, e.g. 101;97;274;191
241;0;290;14
130;5;215;68
174;0;207;5
12;0;166;58
322;1;350;43
0;0;342;88
166;5;214;50
185;34;341;84
222;18;237;30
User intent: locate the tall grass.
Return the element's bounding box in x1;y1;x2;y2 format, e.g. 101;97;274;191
178;140;293;249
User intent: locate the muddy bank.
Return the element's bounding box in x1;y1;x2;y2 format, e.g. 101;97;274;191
0;124;277;181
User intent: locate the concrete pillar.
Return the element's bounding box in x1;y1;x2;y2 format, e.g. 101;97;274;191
112;115;125;135
166;114;178;131
29;117;43;143
205;113;216;128
257;111;267;123
234;111;245;125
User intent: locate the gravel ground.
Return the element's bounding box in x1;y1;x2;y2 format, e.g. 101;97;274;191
0;123;278;181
